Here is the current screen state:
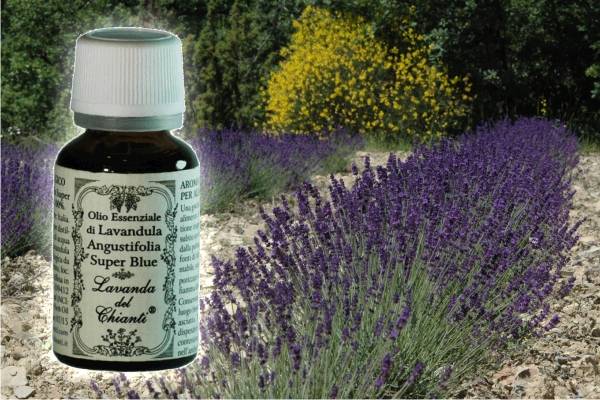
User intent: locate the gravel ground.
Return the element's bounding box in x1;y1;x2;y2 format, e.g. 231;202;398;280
461;155;600;398
1;152;598;399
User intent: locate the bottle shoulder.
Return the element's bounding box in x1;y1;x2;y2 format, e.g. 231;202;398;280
56;130;198;173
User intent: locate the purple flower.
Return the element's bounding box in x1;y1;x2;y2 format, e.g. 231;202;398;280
1;142;57;257
146;380;160;399
374;317;384;337
90;380;102;398
187;129;362;214
112;377;122;397
329;385;339;398
396;305;411;330
291;343;302;371
231;352;241;367
405;361;425;387
558;276;576;297
375;353;393;390
544;314;560;331
195;117;579;398
200;356;210;370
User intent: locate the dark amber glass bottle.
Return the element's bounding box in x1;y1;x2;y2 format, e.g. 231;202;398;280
53;129;198;371
52;28;200;371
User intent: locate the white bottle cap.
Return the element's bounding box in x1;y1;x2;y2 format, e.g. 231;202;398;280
70;27;185;131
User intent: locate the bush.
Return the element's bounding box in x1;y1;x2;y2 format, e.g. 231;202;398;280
188;129;362;214
320;0;600;136
263;6;471;141
1;143;58;257
3;1;598;138
145;118;579;398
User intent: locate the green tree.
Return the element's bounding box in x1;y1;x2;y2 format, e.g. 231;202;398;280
319;0;600;135
1;0;205;140
4;0;598;138
188;0;304;129
1;0;97;138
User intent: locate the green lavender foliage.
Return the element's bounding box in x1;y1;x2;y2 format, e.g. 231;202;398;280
189;129;361;214
164;119;579;399
196;252;460;398
87;122;578;400
1;142;58;257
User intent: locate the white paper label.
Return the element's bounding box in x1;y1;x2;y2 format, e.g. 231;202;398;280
52;165;200;362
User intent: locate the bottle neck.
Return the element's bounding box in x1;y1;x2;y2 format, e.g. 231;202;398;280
83;128;172;137
73;113;183;132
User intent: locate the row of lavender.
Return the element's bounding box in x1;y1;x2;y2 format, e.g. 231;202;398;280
0;130;360;257
1;143;58;257
156;118;580;398
188;130;360;214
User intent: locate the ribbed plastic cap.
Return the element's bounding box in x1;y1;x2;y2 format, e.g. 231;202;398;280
71;27;185;131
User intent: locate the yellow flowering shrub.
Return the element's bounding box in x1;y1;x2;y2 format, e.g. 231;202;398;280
263;6;472;141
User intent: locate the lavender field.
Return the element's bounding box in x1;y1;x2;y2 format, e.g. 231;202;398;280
2;118;599;398
169;118;586;398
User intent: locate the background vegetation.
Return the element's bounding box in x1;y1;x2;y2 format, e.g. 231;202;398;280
264;6;471;141
2;0;599;141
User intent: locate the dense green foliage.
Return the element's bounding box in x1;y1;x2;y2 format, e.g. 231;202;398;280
2;0;598;140
1;0;301;138
321;0;600;135
189;0;303;130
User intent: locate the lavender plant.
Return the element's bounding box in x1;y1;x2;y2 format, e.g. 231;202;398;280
153;118;580;398
188;129;361;214
1;143;57;257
